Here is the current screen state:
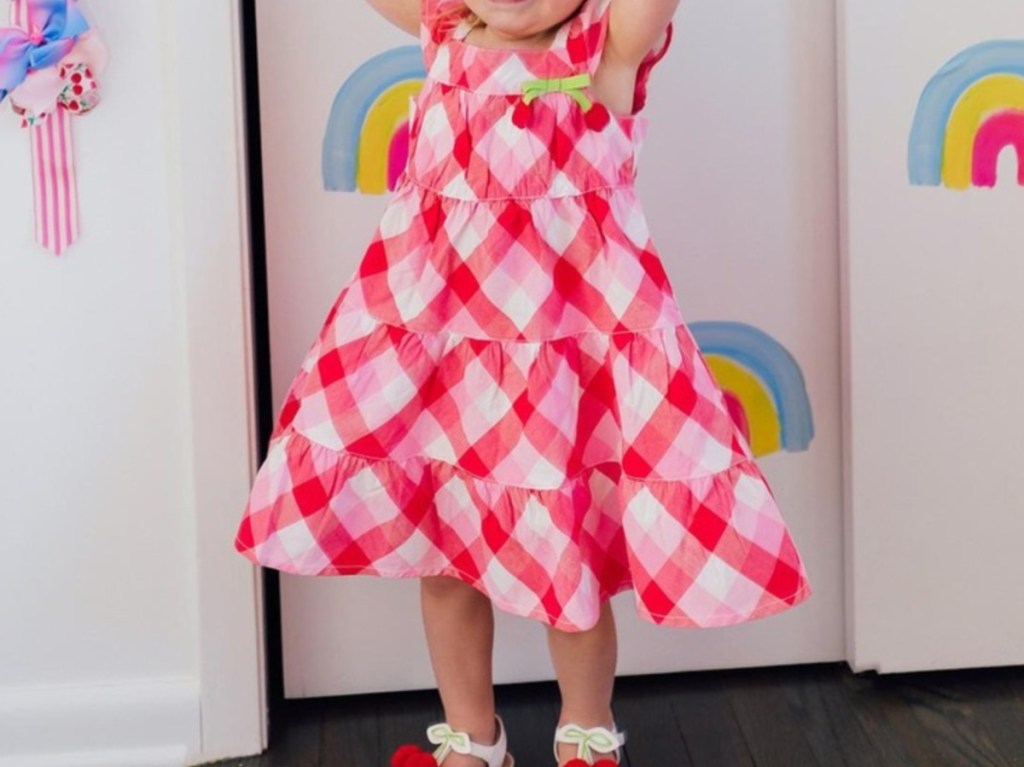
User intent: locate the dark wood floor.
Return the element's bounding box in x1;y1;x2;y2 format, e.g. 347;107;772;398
206;661;1024;766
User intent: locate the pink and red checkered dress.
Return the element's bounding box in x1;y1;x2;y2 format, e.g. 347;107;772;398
233;0;812;631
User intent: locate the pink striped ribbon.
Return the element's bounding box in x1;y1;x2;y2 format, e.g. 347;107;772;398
10;0;79;256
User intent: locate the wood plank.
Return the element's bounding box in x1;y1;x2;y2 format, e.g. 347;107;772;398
319;691;379;767
199;662;1024;767
799;661;888;765
839;668;954;766
883;668;1021;767
498;680;562;767
724;665;823;766
257;697;321;767
611;671;690;767
376;686;443;761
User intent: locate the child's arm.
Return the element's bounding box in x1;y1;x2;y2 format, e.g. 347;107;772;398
606;0;679;65
363;0;421;37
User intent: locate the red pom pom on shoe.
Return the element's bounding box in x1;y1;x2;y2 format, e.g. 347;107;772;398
512;98;534;128
583;102;610;131
390;744;419;766
391;744;438;767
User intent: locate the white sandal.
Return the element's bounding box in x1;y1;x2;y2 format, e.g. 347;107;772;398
552;721;627;766
391;712;515;767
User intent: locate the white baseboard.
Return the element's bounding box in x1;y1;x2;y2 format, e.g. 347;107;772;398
0;677;200;767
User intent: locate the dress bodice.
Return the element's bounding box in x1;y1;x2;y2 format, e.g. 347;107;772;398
403;0;673;200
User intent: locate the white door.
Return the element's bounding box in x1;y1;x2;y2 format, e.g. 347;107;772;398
254;0;843;697
839;0;1024;673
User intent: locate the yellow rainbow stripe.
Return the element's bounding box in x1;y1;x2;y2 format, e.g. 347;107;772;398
943;73;1024;190
356;80;424;194
706;354;781;457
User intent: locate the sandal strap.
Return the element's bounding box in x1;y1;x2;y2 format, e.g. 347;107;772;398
429;713;509;767
553;722;626;763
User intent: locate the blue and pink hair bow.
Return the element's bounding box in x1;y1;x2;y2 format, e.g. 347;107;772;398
1;0;108;256
0;0;89;103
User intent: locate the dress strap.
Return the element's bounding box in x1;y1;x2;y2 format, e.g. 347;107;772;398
565;0;612;69
570;0;675;115
419;0;465;51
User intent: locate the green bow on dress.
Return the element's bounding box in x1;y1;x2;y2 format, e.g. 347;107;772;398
521;72;595;111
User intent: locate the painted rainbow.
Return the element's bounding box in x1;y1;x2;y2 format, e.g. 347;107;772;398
690;321;813;458
323;46;425;195
909;40;1024;189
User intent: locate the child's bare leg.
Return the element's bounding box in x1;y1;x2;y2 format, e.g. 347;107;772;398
545;600;619;765
420;574;505;766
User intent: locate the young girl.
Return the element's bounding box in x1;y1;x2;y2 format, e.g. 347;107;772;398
234;0;813;764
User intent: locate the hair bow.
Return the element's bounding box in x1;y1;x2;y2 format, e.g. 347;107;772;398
2;0;107;256
0;0;88;102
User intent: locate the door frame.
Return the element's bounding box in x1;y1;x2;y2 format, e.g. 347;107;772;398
163;0;268;760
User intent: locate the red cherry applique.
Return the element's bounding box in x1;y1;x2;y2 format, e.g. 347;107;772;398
511;98;534;128
583;102;610;131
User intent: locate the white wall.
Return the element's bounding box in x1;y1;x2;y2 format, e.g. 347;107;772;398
0;1;263;765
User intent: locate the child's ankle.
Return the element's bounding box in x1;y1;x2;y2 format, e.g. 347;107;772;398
557;708;616;729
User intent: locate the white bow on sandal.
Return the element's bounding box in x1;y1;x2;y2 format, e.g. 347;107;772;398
553;721;627;765
391;712;515;767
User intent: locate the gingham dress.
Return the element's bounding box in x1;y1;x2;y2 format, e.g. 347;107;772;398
233;0;813;632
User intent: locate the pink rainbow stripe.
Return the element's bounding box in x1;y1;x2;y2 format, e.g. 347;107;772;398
13;0;80;255
387;121;411;192
972;109;1024;188
722;390;751;448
